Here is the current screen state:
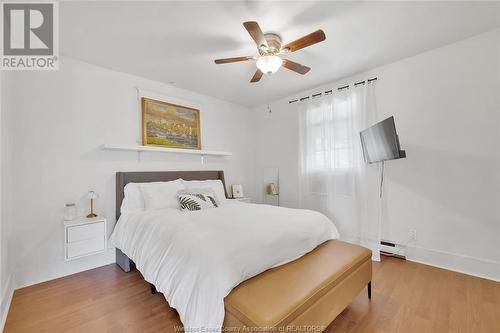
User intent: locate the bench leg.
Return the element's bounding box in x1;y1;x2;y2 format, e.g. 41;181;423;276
150;283;157;295
367;281;372;300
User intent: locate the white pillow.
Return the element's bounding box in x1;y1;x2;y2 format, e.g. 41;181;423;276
140;179;185;211
178;192;219;211
182;179;227;204
121;183;146;214
178;187;221;205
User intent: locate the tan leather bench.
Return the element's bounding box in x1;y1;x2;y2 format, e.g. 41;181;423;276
223;240;372;331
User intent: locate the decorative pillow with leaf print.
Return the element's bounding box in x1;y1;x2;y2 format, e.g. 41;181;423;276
178;192;219;211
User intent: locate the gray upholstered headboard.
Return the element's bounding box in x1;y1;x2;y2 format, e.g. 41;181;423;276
115;170;228;220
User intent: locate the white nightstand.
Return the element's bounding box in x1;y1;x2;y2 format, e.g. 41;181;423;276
64;217;107;261
265;194;280;206
230;197;251;203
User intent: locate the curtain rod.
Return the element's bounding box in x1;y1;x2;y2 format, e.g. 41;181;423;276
288;77;378;104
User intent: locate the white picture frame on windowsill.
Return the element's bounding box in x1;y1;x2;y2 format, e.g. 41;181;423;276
231;184;244;198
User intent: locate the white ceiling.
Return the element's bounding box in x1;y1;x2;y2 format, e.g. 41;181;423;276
60;1;500;107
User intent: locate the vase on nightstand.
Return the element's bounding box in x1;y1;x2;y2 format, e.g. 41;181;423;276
64;203;76;221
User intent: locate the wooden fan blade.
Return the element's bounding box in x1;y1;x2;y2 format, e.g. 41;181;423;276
282;59;310;75
250;69;263;83
283;30;326;52
243;21;268;50
214;56;253;64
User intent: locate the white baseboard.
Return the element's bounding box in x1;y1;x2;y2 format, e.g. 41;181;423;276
406;245;500;282
0;274;15;332
340;236;499;282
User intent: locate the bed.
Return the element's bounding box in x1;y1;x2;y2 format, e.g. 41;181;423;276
111;170;372;332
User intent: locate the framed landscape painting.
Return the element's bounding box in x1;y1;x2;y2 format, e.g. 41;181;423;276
141;97;201;149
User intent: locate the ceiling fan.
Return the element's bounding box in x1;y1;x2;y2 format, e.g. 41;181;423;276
214;21;326;83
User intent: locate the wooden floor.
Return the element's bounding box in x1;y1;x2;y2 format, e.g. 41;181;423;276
5;257;500;333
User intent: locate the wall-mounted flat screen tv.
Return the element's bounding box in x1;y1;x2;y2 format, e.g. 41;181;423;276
360;116;406;164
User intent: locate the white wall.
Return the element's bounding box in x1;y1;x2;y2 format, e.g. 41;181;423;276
2;56;257;288
253;29;500;281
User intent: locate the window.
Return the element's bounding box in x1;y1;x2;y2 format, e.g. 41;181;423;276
303;95;354;173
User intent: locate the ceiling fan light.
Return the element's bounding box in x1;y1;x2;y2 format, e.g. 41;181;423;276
256;55;283;75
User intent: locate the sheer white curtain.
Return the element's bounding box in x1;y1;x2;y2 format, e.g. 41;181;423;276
298;82;381;260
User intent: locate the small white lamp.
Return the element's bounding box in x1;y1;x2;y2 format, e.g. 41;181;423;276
267;183;278;195
86;191;98;218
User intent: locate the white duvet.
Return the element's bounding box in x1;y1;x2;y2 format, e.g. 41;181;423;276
110;201;339;331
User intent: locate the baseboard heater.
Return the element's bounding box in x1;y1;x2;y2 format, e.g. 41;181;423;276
380;240;406;260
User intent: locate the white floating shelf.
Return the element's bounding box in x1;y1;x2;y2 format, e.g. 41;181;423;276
102;144;232;156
